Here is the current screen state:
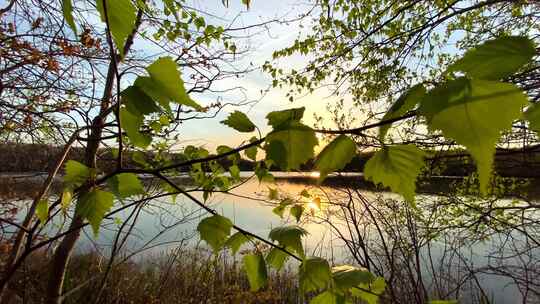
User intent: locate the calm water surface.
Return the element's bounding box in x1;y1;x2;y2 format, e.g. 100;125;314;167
4;172;534;303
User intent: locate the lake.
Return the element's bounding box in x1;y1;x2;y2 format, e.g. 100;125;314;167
2;172;538;303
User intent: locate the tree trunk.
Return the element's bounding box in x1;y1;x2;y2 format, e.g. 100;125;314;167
45;216;84;304
0;135;76;302
45;84;112;304
43;3;143;297
43;4;144;301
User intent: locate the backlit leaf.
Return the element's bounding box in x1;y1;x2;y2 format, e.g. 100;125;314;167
61;189;73;211
76;188;114;235
255;165;274;183
419;77;528;193
96;0;136;55
197;214;233;252
225;232;252;255
120;107;152;148
122;86;160;116
146;57;201;110
36;199;49;224
299;257;332;292
268;187;279;200
266;247;289;270
364;144;426;202
243;253;268;292
107;173;145;199
269;225;308;258
265;122;318;170
447;36;536;80
132;150;148;167
332;265;374;290
245;136;258;160
290;204;304;223
266;107;305;129
272;199;293;218
351;276;386;304
221;111;256;132
229;165;240;180
315;135;356;181
64;160;90;188
62;0;77;34
311;291;346;304
379;84;425;140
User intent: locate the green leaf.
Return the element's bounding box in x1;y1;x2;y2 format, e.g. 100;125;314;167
429;301;458;304
299;257;332;292
268;187;279;200
269;226;308;258
107;173;145;199
62;0;77;34
120;107;152;148
229;165;240;180
332;265;374;291
272;205;286;218
524;103;540;137
134;77;171;112
36;199;49;224
197;214;233;252
221;111;256;132
351;276;386;304
159;115;170;126
255;165;274;183
76;189;114;235
61;189;73;211
132;150;148;167
379;84;425;140
266;107;305;129
245;137;258;160
145;57;201;110
216;145;232;154
122;86;160;116
290;204;304;223
364;144;426;202
243;253;268;292
272;199;293;218
419;78;528;193
315;135;356;181
96;0;136;55
265;122;318;170
266;247;289;270
64;160;90;188
194;17;205;29
447;36;536;80
216;145;240;164
225;232;251;255
311;291;346;304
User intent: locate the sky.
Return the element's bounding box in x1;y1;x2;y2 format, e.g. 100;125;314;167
162;0;343;151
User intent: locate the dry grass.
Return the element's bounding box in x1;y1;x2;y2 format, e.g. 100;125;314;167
4;248;301;304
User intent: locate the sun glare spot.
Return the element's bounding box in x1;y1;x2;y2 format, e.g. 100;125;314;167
309;171;320;178
305;201;320;212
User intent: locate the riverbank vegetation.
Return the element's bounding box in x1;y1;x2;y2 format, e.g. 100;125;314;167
2;142;540;179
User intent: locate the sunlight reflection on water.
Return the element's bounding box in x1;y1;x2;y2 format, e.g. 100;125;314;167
4;173;528;304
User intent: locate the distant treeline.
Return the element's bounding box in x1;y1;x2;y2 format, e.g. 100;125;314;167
1;143;540;178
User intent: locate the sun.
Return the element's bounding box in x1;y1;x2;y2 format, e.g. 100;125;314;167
305;201;320;212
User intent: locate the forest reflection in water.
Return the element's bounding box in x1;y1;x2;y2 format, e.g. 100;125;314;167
1;172;539;303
